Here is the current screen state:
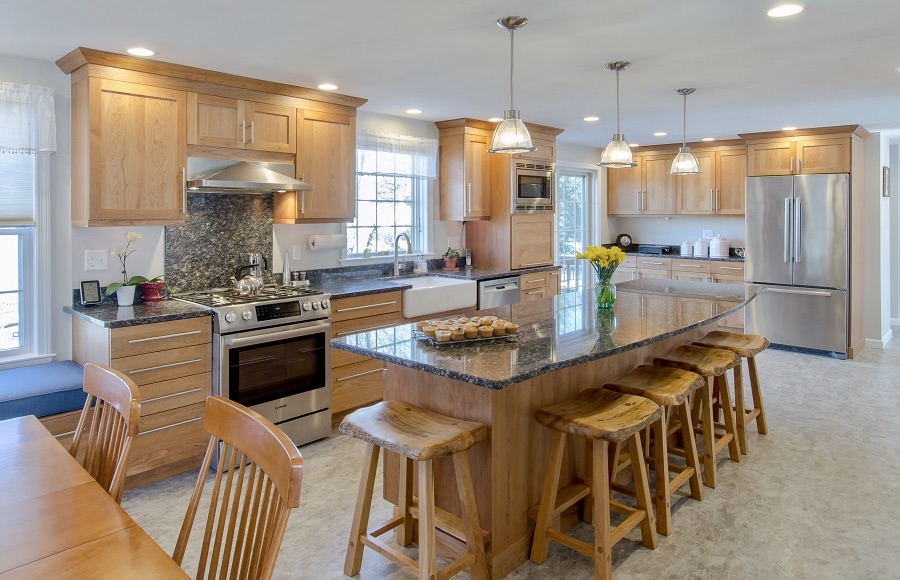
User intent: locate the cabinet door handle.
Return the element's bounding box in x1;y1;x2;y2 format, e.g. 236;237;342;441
641;191;646;212
300;191;305;215
335;322;398;337
250;121;255;144
128;358;203;375
335;368;384;382
790;156;793;173
241;120;246;145
466;183;472;213
519;261;549;268
710;188;715;212
144;387;203;404
141;416;202;436
128;329;202;344
636;191;641;212
715;188;720;212
335;300;398;313
797;158;801;173
181;167;187;214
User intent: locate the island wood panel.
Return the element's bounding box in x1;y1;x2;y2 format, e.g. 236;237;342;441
381;318;720;578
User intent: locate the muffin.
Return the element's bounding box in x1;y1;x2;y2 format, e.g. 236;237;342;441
478;326;494;338
457;317;470;324
451;329;465;341
416;320;429;331
435;330;452;342
422;325;438;337
469;316;481;325
504;322;520;334
491;322;506;336
464;325;479;339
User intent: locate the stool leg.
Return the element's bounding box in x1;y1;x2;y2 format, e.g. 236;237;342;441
748;356;769;434
627;434;658;549
652;414;671;536
698;377;717;488
582;442;593;525
591;438;613;580
344;443;380;576
715;375;742;463
531;431;567;565
398;456;414;546
417;459;437;580
732;364;748;455
453;451;488;580
677;400;703;501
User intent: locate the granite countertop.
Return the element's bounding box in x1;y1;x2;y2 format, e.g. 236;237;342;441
624;251;745;263
64;299;211;328
331;279;749;390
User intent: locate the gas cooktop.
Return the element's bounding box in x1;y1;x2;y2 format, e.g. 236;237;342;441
174;285;322;308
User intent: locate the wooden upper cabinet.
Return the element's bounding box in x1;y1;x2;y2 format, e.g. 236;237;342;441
747;136;850;176
72;78;187;226
274;110;356;223
678;151;715;214
715;148;747;214
187;93;295;154
516;137;556;161
747;140;794;176
438;126;492;221
642;155;677;214
464;133;491;219
606;157;643;216
510;213;554;269
678;147;746;216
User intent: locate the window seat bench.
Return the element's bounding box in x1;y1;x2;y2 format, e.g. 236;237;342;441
0;360;86;421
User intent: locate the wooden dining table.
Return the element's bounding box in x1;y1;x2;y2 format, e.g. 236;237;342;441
0;415;188;578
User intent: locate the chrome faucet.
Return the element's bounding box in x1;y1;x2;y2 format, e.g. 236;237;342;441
394;233;412;276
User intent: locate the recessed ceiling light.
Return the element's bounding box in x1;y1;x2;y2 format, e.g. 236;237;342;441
126;47;155;57
488;117;503;123
405;109;422;115
767;3;804;17
583;116;600;122
782;126;798;131
702;137;716;142
653;132;667;137
628;143;639;148
317;83;338;91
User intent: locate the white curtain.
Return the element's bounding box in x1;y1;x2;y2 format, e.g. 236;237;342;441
357;130;437;177
0;83;57;155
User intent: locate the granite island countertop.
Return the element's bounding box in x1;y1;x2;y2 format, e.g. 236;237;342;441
331;279;749;390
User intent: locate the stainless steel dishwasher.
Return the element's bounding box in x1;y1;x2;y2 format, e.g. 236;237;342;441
478;276;521;309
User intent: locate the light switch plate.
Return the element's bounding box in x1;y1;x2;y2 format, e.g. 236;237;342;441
702;230;714;240
84;250;108;271
292;245;303;261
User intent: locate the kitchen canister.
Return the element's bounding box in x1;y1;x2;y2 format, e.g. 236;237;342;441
680;240;693;257
693;239;708;258
709;235;730;258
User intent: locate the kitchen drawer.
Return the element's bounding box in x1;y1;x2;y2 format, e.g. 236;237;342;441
331;346;373;368
521;286;550;302
673;272;710;283
140;372;212;415
331;291;402;323
520;271;547;289
332;359;385;414
331;311;404;338
672;259;710;273
611;268;636;285
710;262;745;278
637;270;670;280
619;255;636;269
110;317;211;358
126;401;208;487
111;343;212;387
635;257;671;271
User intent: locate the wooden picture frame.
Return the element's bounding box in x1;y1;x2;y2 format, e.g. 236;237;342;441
884;166;891;197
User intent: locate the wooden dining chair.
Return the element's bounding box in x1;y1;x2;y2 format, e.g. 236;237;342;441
69;362;142;504
173;396;303;580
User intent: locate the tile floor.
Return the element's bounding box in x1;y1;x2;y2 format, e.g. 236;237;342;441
123;329;900;579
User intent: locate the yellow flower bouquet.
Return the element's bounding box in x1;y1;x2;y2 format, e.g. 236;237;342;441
576;245;627;308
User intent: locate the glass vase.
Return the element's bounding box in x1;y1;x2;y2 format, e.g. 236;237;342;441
594;277;616;309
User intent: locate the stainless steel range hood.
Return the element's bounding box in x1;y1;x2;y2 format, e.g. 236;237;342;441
186;157;313;194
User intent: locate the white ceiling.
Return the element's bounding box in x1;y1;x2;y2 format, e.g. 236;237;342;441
2;0;899;147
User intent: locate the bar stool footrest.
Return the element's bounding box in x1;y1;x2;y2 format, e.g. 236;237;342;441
527;480;591;520
408;501;492;545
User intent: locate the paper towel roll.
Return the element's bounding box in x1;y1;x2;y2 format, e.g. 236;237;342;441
308;234;348;251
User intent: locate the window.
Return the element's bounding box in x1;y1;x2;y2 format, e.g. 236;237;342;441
556;170;593;292
347;132;436;257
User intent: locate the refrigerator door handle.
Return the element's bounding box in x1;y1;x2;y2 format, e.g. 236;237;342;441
794;198;802;263
784;198;792;262
764;287;832;297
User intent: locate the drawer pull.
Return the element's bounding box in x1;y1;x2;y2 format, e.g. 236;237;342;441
526;289;545;295
144;387;203;404
128;358;203;375
679;264;703;268
519;262;549;268
718;266;744;270
335;368;385;382
127;329;203;344
335;300;398;313
336;323;397;337
140;416;202;436
524;278;544;284
641;261;664;265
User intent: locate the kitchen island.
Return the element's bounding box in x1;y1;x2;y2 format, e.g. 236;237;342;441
331;279;748;577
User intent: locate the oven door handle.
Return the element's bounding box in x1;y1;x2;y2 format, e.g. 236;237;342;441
223;323;331;348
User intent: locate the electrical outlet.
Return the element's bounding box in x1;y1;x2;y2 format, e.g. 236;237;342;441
448;236;460;250
292;244;303;261
702;230;714;240
85;250;108;271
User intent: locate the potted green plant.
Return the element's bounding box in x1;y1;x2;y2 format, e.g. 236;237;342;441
138;276;167;302
105;231;156;306
442;247;460;270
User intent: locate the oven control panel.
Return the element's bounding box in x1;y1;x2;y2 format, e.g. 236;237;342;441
256;300;302;321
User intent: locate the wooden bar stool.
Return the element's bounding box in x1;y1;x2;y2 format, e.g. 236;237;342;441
530;388;661;580
654;345;742;488
340;401;489;580
602;366;705;536
694;331;770;455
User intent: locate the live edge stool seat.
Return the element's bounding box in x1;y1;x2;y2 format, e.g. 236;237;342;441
530;388;661;580
693;331;770;455
654;345;742;488
341;400;489;580
602;365;706;536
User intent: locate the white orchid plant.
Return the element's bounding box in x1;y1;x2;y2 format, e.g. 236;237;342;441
105;231;162;296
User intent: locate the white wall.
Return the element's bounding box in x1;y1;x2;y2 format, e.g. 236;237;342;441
890;142;900;324
862;132;892;348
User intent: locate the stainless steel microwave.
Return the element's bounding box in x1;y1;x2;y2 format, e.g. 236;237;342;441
512;161;554;213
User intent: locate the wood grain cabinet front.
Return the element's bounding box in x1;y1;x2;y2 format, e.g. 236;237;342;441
679;147;747;215
510;214;554;270
438;124;492;221
746;136;850;176
187;93;296;154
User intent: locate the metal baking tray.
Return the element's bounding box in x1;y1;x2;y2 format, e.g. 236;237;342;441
413;329;520;347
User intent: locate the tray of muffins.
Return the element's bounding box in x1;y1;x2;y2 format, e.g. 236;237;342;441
414;316;521;346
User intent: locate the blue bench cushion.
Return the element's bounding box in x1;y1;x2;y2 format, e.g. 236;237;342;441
0;361;86;420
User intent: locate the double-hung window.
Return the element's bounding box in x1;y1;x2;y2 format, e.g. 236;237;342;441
0;83;56;367
347;131;436;257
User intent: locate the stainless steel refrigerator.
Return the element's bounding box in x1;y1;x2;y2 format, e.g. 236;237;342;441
744;173;849;358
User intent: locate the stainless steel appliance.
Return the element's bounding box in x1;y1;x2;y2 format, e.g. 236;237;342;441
175;286;333;445
744;173;849;358
512;161;554;212
635;244;673;255
478;276;521;309
186;157;312;194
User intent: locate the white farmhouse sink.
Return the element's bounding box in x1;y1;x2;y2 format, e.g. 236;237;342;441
399;276;477;318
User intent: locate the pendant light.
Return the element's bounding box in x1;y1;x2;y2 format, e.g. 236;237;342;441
598;61;636;168
669;88;701;174
488;16;536;154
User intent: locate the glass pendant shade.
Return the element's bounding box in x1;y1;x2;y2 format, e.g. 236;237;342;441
599;133;634;168
489;109;535;154
670;146;701;174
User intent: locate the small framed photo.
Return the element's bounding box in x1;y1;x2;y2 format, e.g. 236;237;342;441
80;280;102;306
884;166;891;198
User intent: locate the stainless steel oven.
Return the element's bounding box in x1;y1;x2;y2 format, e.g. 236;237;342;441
513;161;554;212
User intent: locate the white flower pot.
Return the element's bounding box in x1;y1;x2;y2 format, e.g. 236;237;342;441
116;285;136;306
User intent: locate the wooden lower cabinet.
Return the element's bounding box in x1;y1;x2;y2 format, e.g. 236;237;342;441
519;269;560;302
127;401;208;488
510;214;554;270
332;359;385;416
